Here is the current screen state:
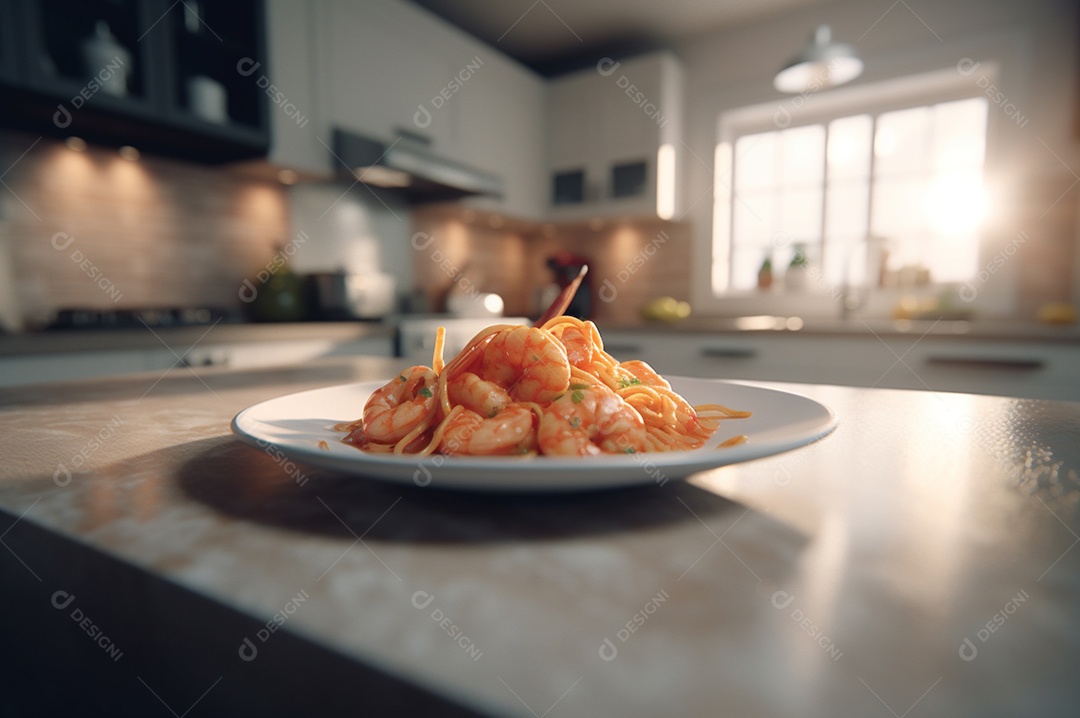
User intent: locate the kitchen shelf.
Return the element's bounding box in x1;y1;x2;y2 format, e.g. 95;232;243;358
25;0;154;101
0;0;269;163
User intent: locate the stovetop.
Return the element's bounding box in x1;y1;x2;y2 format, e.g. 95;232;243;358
47;307;239;330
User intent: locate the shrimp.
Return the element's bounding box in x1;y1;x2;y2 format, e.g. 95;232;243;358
447;372;510;417
477;326;570;403
538;384;647;456
554;324;594;369
618;360;670;389
363;366;438;444
439;405;538;456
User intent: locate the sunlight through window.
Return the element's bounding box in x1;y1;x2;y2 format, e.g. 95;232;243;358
717;95;988;292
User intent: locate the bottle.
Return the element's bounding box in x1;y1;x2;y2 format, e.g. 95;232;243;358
81;21;131;97
245;245;308;322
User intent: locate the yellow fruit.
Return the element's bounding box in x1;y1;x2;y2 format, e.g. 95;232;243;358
1037;302;1077;325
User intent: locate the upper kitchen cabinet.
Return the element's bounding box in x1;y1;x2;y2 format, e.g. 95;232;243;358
0;0;21;84
0;0;269;162
546;51;685;221
262;0;321;174
451;47;545;220
316;0;454;154
277;0;544;219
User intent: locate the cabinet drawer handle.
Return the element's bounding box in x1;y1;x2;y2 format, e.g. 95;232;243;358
700;347;757;360
924;356;1044;370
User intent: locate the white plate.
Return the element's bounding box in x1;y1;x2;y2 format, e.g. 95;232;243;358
231;378;837;492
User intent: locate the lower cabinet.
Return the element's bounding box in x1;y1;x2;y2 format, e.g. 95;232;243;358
0;335;394;387
0;350;150;387
599;330;1080;402
5;328;1074;402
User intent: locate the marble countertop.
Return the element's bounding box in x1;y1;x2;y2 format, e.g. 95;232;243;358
1;358;1078;716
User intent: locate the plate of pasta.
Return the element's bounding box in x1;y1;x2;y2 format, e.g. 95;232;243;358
232;317;837;492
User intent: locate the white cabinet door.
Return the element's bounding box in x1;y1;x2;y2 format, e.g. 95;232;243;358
264;0;324;174
597;64;659;162
318;0;454;149
454;55;546;220
545;52;683;220
547;76;594;171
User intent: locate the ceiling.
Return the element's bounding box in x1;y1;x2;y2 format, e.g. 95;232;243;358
409;0;820;76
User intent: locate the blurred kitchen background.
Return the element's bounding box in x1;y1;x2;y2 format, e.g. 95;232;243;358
0;0;1077;398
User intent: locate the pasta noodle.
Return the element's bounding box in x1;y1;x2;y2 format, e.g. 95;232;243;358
339;317;750;458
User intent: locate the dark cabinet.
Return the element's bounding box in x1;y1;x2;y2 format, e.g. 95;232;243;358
0;0;20;84
0;0;269;162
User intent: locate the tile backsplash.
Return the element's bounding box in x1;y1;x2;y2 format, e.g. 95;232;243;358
410;205;692;323
2;130;1072;332
0;132;289;328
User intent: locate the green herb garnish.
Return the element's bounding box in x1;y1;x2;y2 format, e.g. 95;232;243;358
418;387;433;398
618;377;642;389
398;374;407;382
624;447;636;454
571;390;584;404
569;416;581;428
569;383;590;390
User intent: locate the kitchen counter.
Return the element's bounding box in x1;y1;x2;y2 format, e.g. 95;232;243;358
4;315;1077;360
0;321;395;357
1;358;1078;716
598;316;1080;343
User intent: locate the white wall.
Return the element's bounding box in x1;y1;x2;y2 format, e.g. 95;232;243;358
678;0;1079;316
287;182;412;288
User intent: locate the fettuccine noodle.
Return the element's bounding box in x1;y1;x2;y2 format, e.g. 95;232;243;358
337;317;749;457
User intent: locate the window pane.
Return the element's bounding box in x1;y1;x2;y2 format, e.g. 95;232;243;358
872;177;923;238
780;125;825;187
735;132;776;190
731;246;768;291
778;187;822;241
875;107;930;176
822;235;866;287
827;115;872;181
826;181;869;239
733;192;776;247
925;170;986;236
932;98;987;172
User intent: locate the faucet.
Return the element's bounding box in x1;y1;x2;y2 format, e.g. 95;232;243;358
839;235;887;319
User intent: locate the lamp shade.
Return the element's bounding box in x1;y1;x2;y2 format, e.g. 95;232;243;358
774;24;863;94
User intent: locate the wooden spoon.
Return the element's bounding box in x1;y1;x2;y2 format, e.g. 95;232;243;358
533;265;588;327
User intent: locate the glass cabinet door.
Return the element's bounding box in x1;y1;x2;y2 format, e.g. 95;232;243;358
166;0;265;131
24;0;159;109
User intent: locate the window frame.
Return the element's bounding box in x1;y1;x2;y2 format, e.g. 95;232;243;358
701;64;1010;319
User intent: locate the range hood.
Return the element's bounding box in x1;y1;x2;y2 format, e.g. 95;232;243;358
332;128;503;203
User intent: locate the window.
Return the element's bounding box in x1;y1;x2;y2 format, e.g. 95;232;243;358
712;93;988;295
